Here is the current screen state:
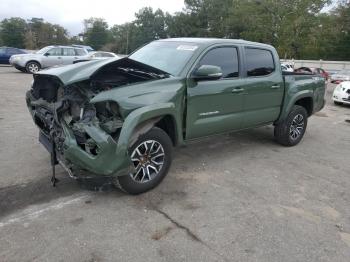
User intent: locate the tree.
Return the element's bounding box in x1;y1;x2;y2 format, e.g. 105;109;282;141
83;18;110;50
0;17;26;48
26;18;69;49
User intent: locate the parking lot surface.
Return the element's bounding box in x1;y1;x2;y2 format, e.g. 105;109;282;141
1;65;350;262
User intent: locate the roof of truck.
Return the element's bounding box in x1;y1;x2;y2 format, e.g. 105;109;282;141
158;38;273;49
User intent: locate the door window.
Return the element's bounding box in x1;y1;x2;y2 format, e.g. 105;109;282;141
46;48;61;56
101;52;114;57
197;47;239;78
245;48;275;77
62;48;75;56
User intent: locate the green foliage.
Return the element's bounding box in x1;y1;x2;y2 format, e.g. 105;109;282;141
0;17;69;49
83;18;110;50
0;17;26;48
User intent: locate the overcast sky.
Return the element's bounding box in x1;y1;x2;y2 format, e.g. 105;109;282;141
0;0;185;36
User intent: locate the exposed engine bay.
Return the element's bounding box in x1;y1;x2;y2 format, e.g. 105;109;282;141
26;58;169;181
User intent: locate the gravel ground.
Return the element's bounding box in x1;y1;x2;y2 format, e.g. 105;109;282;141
0;65;350;262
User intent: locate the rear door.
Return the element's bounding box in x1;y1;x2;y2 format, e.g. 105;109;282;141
62;48;77;65
241;47;284;128
186;46;246;139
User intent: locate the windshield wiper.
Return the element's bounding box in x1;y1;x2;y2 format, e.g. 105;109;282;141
119;67;168;79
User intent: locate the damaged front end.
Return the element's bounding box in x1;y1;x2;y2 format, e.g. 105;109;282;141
26;58;170;181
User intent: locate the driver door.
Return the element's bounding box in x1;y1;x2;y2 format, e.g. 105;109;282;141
186;46;246;139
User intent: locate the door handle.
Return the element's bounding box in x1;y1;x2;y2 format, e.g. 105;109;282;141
271;85;280;89
232;88;244;93
57;57;62;59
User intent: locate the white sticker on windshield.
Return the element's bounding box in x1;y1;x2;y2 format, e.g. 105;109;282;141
177;45;198;51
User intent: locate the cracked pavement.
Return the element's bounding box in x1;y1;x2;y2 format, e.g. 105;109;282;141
1;65;350;261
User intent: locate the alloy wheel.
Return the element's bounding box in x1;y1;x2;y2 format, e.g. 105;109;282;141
289;114;304;140
129;140;165;183
28;63;39;73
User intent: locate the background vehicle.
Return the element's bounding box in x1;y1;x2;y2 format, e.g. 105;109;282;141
73;51;119;64
330;69;350;83
311;67;329;80
0;47;27;64
26;38;326;194
71;44;94;52
333;81;350;105
294;67;329;80
281;63;294;72
89;51;119;59
10;45;89;73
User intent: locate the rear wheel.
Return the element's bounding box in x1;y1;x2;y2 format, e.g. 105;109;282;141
26;61;40;74
274;105;308;147
114;127;172;194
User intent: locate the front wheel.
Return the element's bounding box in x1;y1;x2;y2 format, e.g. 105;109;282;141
334;101;343;106
274;105;308;147
26;61;40;74
114;127;173;194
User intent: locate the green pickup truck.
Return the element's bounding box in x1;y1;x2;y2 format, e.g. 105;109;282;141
26;38;326;194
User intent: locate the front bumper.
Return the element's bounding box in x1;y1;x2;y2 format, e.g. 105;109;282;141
10;58;26;68
333;90;350;104
26;91;134;178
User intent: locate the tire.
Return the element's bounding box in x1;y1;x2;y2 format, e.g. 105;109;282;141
334;101;343;106
274;105;308;147
114;127;173;194
25;61;40;74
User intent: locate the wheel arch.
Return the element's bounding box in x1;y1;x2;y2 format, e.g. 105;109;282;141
294;97;313;116
26;60;41;68
116;103;182;152
277;91;314;124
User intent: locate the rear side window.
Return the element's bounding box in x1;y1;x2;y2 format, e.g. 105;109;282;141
101;52;114;57
198;47;239;78
245;48;275;77
75;48;86;56
63;48;75;56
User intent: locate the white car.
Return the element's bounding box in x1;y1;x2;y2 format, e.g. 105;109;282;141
281;63;294;72
333;81;350;105
88;51;119;59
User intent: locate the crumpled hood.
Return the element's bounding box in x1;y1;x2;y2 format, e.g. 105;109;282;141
35;57;170;86
36;58;120;85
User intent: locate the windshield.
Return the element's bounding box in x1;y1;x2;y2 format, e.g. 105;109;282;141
36;47;52;54
338;70;350;75
129;41;198;76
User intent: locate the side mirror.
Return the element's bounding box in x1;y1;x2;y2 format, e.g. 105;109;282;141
44;53;50;56
193;65;223;80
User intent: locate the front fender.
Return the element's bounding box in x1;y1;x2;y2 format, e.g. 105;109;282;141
116;102;181;152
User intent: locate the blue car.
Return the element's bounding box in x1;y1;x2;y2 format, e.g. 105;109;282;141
0;47;27;64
